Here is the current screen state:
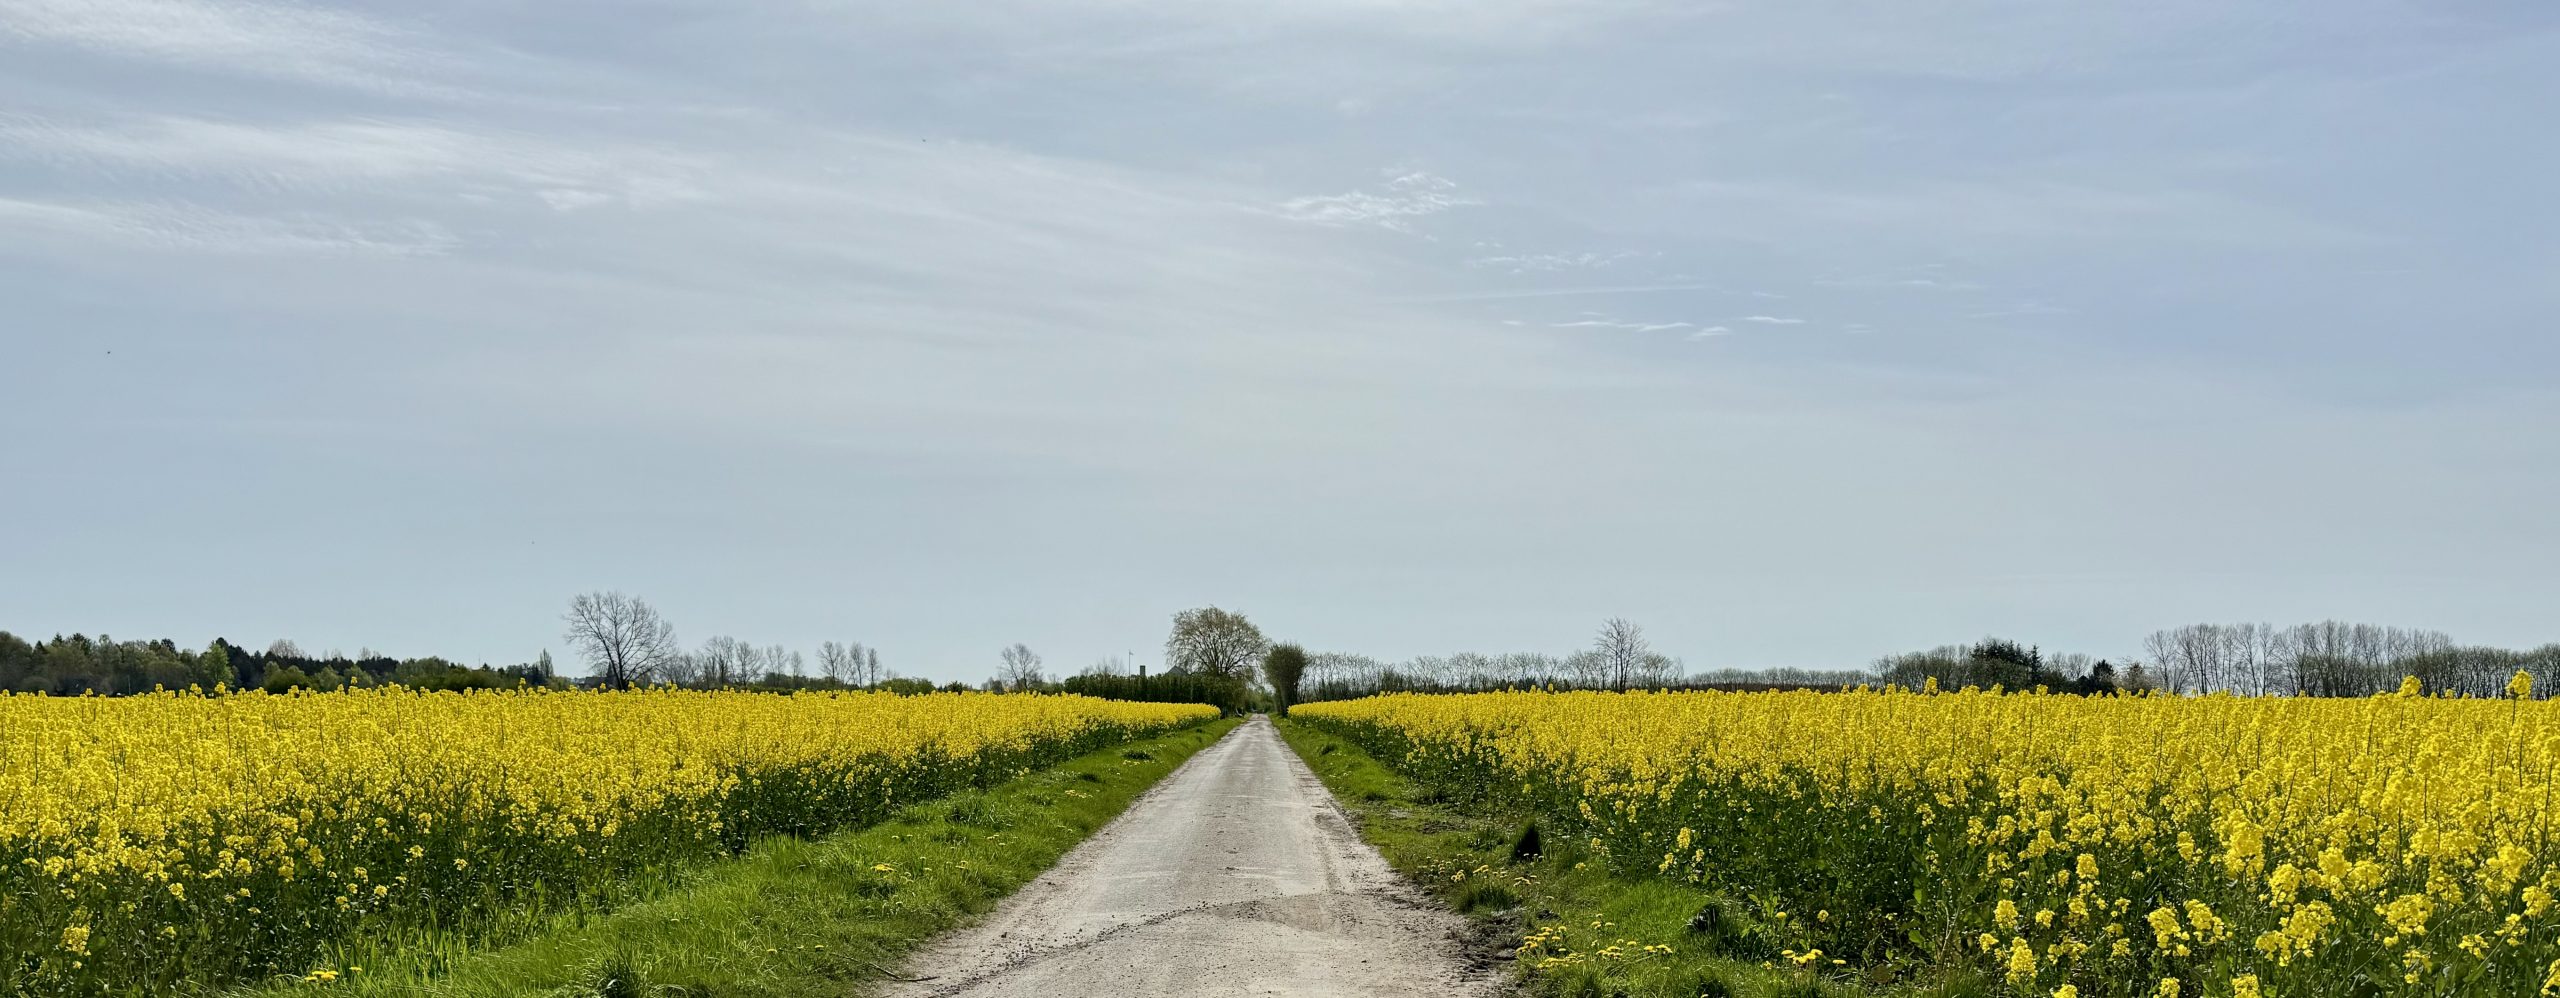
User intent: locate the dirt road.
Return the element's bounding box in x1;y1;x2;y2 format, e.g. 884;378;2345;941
883;715;1501;998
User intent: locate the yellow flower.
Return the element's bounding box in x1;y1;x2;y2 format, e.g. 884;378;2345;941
2005;938;2037;985
2230;975;2261;998
2378;893;2433;938
1280;687;2560;998
2147;906;2186;948
0;687;1212;989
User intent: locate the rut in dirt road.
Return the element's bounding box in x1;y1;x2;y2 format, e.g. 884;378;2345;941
882;715;1503;998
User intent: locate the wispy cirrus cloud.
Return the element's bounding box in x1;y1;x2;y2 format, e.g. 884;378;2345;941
1272;170;1473;232
0;111;709;195
0;195;455;255
1739;315;1807;325
0;0;453;94
1388;282;1723;303
2;114;485;186
1550;318;1691;332
1467;250;1651;273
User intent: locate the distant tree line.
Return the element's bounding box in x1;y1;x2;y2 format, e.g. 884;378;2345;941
0;632;559;695
559;591;930;692
23;599;2550;704
1871;639;2124;695
2137;621;2560;698
1054;670;1253;716
1876;622;2560;699
1295;618;1788;704
1015;606;1272;715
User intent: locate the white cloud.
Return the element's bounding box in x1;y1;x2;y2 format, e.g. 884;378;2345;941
0;196;455;255
1740;315;1806;325
1687;325;1733;339
0;113;703;202
1391;282;1721;303
1551;318;1691;332
0;0;449;94
538;188;614;212
2;114;474;185
1272;170;1473;231
1466;250;1649;273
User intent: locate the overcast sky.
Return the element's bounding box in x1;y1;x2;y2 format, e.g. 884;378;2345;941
4;0;2555;681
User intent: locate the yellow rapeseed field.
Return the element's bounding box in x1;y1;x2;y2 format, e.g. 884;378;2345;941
1297;679;2560;997
0;687;1214;996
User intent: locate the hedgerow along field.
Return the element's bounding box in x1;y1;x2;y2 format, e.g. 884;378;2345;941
1294;680;2560;998
0;687;1216;996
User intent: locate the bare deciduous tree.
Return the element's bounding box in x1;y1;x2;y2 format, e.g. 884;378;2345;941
1595;618;1650;692
2144;620;2460;697
998;643;1044;691
1632;651;1683;689
563;592;678;690
689;635;752;687
1564;649;1612;687
658;650;705;687
819;641;869;685
753;644;798;680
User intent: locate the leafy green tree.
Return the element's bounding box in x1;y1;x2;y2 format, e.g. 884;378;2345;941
191;642;231;690
0;631;33;690
263;666;312;694
1165;607;1269;683
1262;644;1308;716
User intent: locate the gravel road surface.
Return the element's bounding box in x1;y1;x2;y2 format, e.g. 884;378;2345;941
882;715;1501;997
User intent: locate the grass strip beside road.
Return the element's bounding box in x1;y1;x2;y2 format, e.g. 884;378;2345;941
1277;717;1901;998
260;717;1240;998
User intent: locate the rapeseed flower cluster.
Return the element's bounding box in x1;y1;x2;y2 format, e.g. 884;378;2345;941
0;686;1211;995
1297;680;2558;996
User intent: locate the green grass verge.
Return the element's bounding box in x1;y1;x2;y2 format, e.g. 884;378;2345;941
255;718;1240;998
1276;718;1973;998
